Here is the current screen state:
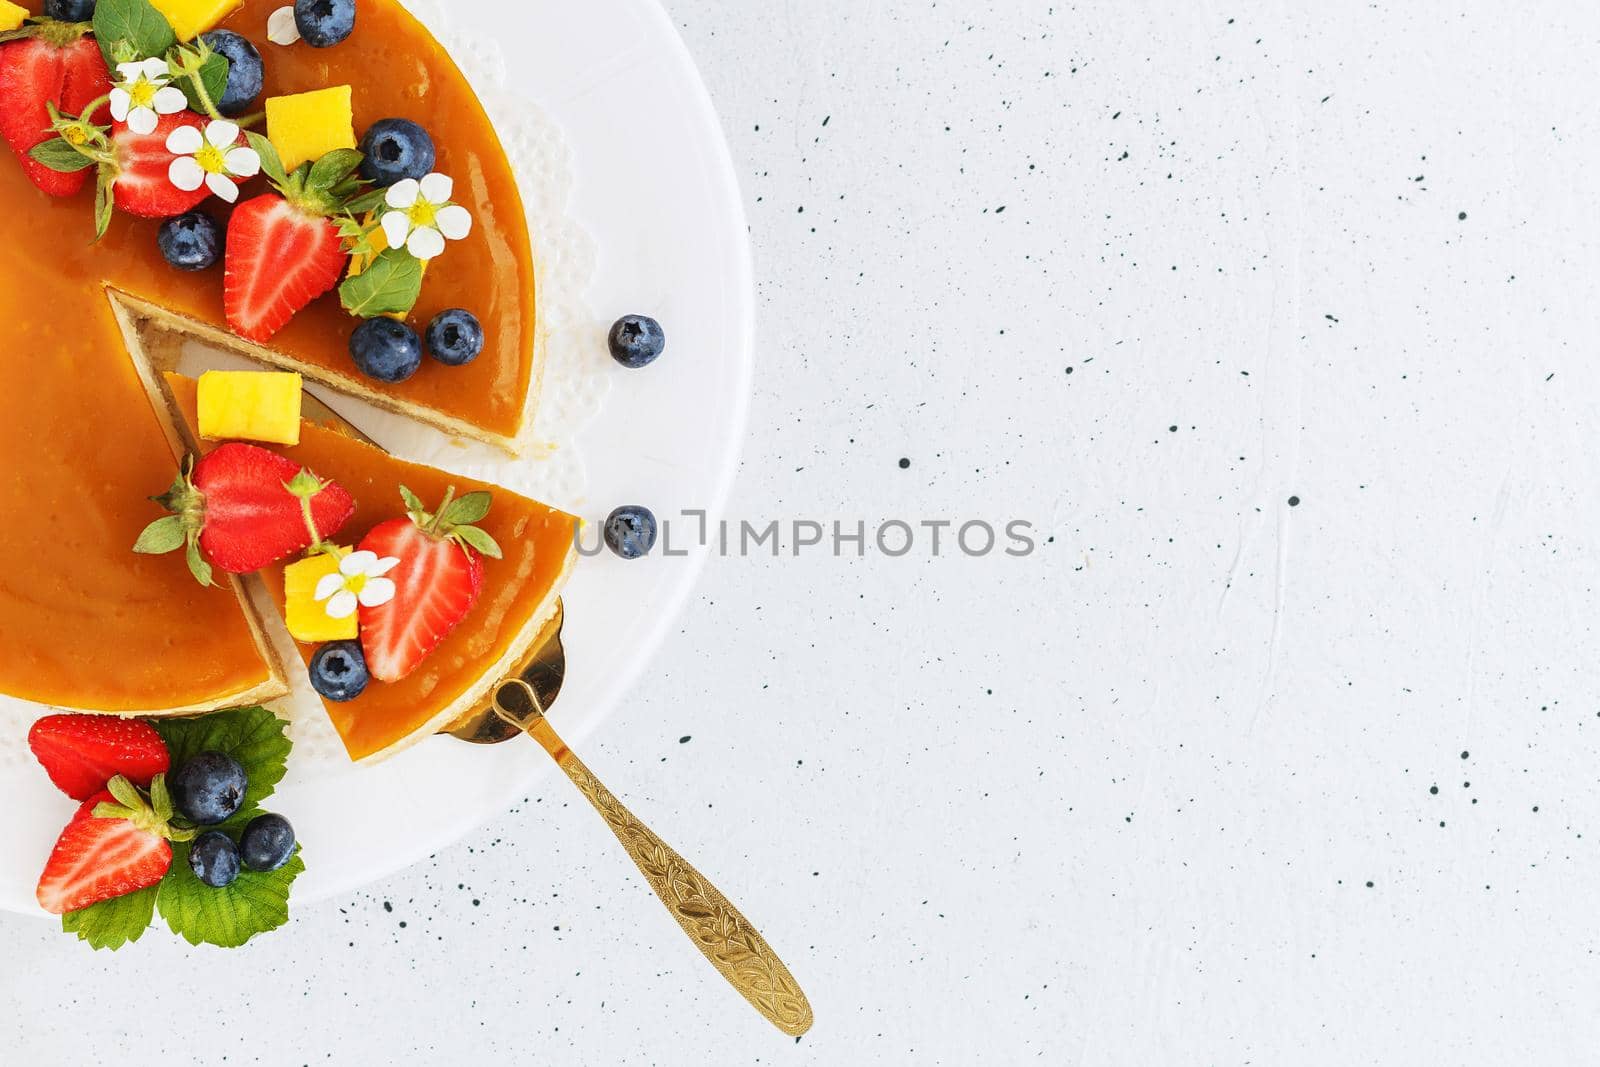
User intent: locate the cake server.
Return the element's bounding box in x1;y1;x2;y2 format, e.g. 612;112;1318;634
297;391;815;1037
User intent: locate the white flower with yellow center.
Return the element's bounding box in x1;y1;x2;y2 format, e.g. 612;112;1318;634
314;550;401;620
166;120;261;204
380;173;473;261
109;58;187;137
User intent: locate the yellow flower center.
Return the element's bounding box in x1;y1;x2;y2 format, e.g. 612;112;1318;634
196;143;228;175
406;200;438;229
128;79;158;109
344;574;368;596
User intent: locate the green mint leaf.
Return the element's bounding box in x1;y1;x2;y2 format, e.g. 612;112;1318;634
28;137;95;173
92;0;176;67
154;707;291;825
454;524;503;561
443;491;493;527
158;843;304;948
338;249;423;319
61;884;157;951
133;514;186;554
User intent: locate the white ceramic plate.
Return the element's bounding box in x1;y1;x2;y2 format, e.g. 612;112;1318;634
0;0;753;915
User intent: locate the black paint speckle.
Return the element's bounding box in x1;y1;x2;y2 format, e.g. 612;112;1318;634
898;458;911;470
1287;496;1301;507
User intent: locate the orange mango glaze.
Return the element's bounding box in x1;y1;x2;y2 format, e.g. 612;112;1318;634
168;375;576;762
0;0;536;714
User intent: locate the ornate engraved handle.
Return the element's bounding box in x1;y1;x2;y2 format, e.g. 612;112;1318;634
492;689;814;1037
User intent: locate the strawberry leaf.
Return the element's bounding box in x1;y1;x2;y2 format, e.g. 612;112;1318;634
28;138;95;173
307;148;363;193
158;844;303;948
454;524;503;560
247;131;288;187
61;883;157;950
339;249;423;319
92;0;176;67
184;540;214;587
133;514;187;554
398;485;427;514
443;491;493;526
177;49;230;118
93;167;114;242
344;187;389;215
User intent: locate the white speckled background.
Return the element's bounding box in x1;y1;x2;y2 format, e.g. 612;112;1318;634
9;0;1600;1062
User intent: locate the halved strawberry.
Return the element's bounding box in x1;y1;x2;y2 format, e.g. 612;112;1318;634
0;32;111;197
134;443;356;585
358;487;505;683
225;193;346;342
109;110;218;218
36;787;172;915
28;715;170;801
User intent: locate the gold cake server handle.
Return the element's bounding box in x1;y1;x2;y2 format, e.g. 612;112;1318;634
489;684;814;1037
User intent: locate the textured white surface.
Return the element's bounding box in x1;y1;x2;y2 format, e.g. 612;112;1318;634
6;0;1598;1063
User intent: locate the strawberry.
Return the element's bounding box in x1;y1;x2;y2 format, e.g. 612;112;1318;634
108;109;217;218
36;784;174;915
358;487;505;683
225;194;346;342
134;443;356;586
0;30;111;198
28;714;170;801
225;138;365;343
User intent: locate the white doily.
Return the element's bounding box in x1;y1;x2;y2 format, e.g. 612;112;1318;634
0;0;607;770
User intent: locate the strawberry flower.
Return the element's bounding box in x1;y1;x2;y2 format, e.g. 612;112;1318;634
110;58;188;137
166;120;261;204
314;550;401;620
380;173;473;261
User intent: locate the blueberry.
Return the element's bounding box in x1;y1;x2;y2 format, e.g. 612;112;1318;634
349;318;422;383
294;0;355;47
171;752;247;826
199;31;264;118
43;0;95;21
358;118;435;188
239;813;296;873
157;211;222;272
426;309;483;367
309;640;370;703
604;506;658;560
608;315;666;369
189;831;241;889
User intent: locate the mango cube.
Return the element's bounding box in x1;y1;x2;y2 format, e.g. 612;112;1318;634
149;0;242;41
285;550;358;643
197;370;303;445
347;211;428;320
0;1;27;33
266;86;356;172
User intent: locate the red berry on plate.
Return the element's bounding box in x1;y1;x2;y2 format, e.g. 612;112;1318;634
35;790;172;915
27;715;170;801
109;110;218;219
0;35;111;198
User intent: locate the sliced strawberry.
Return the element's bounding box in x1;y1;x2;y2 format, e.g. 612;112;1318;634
0;35;110;198
225;194;346;342
28;715;170;801
358;488;504;683
36;790;171;915
110;110;216;218
134;443;356;582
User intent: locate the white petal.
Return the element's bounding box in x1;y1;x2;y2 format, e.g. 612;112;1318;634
207;171;239;203
152;86;188;115
224;146;261;178
116;62;146;81
340;550;379;577
314;573;347;602
140;57;171;82
370;556;402;577
109;90;131;123
385;178;419;209
325;590;359;620
418;172;453;204
434;205;473;241
380;210;412;250
267;5;301;45
407;226;446;261
128;107;158;137
169;156;206;192
206;120;240;148
166;124;204;155
357;577;396;608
